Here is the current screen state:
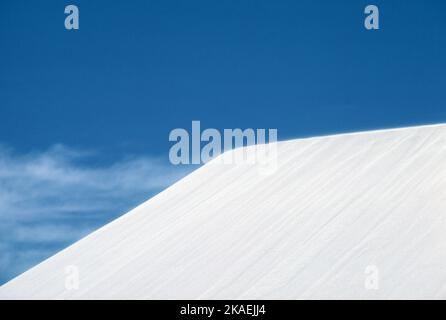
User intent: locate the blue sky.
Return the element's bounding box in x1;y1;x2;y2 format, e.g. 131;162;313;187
1;0;445;284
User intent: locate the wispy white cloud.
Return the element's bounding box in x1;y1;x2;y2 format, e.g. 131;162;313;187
0;144;190;284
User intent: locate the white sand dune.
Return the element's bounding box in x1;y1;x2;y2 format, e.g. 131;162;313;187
1;124;446;299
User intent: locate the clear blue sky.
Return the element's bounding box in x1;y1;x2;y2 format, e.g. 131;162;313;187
0;0;445;284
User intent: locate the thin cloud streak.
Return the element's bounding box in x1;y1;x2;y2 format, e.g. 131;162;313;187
0;144;190;284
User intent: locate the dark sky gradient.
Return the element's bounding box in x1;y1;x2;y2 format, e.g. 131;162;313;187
1;0;445;160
